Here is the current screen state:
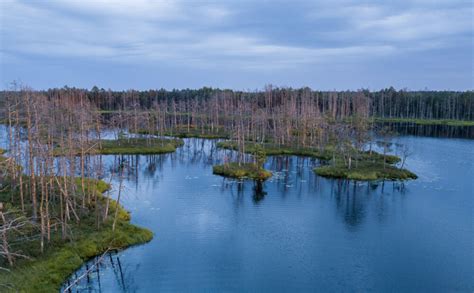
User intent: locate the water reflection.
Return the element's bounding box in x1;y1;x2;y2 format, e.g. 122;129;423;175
60;137;473;292
252;181;267;203
63;250;134;293
382;122;474;138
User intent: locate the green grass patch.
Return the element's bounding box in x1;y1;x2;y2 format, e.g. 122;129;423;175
314;161;417;181
54;138;183;156
217;140;415;181
0;221;152;292
98;138;183;154
374;117;474;127
217;141;333;160
0;152;153;292
213;162;272;181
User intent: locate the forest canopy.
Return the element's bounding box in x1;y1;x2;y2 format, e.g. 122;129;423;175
1;86;473;121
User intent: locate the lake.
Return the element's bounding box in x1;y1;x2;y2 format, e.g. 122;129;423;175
52;135;473;292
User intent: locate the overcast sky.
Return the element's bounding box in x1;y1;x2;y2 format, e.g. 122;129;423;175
0;0;472;90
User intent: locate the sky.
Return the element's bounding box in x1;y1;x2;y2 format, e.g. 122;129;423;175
0;0;472;91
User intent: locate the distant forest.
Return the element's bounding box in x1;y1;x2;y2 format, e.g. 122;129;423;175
1;86;473;121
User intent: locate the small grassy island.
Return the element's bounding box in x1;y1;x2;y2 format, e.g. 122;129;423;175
98;138;183;154
54;138;183;156
213;162;272;181
314;160;417;180
213;143;272;181
217;141;333;160
217;141;417;181
0;152;152;292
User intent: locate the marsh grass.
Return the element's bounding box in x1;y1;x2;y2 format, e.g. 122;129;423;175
314;161;417;181
373;117;474;127
98;138;183;154
217;141;334;160
213;162;272;181
53;138;183;156
0;174;152;292
217;140;416;181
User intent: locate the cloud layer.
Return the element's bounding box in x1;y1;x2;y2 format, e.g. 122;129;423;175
0;0;472;89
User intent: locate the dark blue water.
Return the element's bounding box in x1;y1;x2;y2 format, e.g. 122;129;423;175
59;136;473;292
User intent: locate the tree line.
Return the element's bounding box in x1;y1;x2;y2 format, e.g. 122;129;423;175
0;84;471;266
2;85;470;120
0;88;123;268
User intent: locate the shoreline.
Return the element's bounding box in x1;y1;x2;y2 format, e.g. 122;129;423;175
0;192;152;292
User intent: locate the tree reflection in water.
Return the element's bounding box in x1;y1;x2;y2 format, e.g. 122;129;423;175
65;137;413;292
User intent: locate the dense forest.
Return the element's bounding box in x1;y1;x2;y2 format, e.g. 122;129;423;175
1;86;473;121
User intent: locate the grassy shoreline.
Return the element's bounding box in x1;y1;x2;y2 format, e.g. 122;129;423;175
0;219;152;292
314;162;417;180
0;183;152;292
213;162;272;181
217;140;416;181
217;141;334;160
54;138;183;156
94;111;474;127
373;117;474;127
98;138;183;154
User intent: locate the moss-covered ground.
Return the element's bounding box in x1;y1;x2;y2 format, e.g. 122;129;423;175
98;138;183;154
373;117;474;127
54;138;183;156
0;153;153;292
217;141;334;160
217;140;416;181
314;161;417;180
213;162;272;181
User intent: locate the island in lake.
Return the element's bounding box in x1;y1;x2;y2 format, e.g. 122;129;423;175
0;87;472;292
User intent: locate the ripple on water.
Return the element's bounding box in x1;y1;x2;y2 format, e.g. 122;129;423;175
61;136;474;292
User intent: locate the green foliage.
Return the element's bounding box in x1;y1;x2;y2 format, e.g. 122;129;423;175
213;162;272;181
98;138;183;155
0;153;153;292
374;117;474;127
314;160;418;181
217;141;333;160
360;151;400;164
117;130;127;140
252;144;267;168
0;222;152;292
217;140;415;181
54;138;183;156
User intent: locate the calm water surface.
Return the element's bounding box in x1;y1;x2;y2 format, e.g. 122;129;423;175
51;136;473;292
